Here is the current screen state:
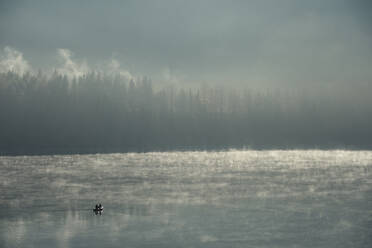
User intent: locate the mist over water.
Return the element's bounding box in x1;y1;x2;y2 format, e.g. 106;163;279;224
1;70;372;154
1;1;372;247
1;150;371;247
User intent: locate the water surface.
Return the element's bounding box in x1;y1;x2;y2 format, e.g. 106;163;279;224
1;150;371;247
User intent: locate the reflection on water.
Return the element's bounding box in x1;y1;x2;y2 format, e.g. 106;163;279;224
0;150;372;247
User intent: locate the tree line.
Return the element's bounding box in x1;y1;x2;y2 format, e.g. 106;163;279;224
0;71;371;155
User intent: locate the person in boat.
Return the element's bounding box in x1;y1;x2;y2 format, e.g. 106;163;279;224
94;204;102;211
93;203;103;215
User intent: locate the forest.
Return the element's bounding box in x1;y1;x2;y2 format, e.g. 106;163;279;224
1;71;372;155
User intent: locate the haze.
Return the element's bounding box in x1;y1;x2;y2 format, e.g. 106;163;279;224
1;0;371;88
1;2;372;247
1;0;372;154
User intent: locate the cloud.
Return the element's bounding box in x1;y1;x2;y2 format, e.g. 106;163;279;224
105;58;134;81
56;49;135;81
56;48;90;79
0;46;32;75
0;46;136;82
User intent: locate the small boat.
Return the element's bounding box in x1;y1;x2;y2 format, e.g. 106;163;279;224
93;205;104;214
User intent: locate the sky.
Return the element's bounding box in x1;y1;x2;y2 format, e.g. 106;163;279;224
0;0;371;88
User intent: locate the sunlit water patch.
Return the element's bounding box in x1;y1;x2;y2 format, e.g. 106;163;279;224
0;150;371;247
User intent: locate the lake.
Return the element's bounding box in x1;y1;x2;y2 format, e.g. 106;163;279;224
1;150;371;247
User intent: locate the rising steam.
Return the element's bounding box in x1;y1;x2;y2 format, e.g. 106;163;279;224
0;46;136;80
0;47;32;75
57;49;90;79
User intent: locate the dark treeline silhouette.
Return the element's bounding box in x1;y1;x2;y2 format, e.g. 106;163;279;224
1;71;372;155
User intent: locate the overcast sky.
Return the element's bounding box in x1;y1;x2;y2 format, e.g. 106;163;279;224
0;0;371;88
